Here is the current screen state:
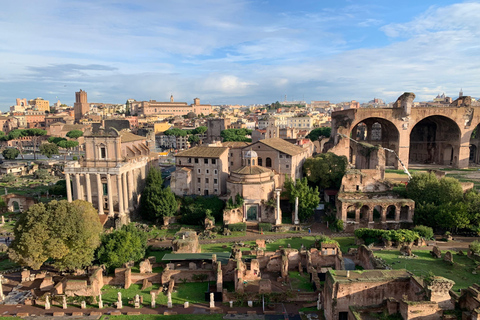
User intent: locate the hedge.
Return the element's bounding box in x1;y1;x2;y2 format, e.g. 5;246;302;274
354;228;419;245
258;223;272;232
228;223;246;232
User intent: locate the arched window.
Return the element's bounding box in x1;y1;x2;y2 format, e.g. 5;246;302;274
258;158;263;166
266;157;272;167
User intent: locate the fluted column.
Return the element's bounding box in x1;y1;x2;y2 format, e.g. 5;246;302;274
85;174;92;203
75;174;81;200
128;170;134;210
66;173;72;202
107;174;114;216
96;173;104;215
117;175;124;215
122;173;129;212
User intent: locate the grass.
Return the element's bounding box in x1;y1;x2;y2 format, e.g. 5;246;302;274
289;271;314;292
100;315;224;320
334;237;356;253
374;249;480;291
0;254;19;271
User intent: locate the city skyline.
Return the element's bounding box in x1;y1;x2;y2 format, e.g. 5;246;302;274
0;0;479;109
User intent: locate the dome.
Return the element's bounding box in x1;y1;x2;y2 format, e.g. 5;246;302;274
244;150;258;158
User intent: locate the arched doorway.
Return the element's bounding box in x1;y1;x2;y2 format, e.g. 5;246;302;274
346;206;356;222
469;124;480;164
386;205;396;221
12;201;20;212
409;116;461;166
350;118;400;167
470;144;477;163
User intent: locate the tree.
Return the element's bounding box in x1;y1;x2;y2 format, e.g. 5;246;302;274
6;129;27;159
96;224;147;272
58;140;79;160
139;168;177;223
221;128;253;142
39;143;59;158
2;148;19;160
303;152;347;190
193;126;207;135
25;128;47;160
188;134;200;146
406;172;441;206
35;168;50;180
66;130;83;158
306;127;331;141
435;202;470;232
164;128;187;137
8;200;102;270
283;177;320;221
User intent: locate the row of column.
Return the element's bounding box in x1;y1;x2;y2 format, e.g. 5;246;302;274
65;171;139;217
344;205;414;223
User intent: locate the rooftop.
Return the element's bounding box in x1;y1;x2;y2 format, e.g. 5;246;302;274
231;165;273;175
330;270;412;284
120;131;147;143
221;141;250;148
176;146;228;158
257;138;305;156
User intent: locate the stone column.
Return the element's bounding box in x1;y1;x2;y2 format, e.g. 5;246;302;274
85;174;92;203
368;208;374;224
128;170;134;210
117;175;124;215
98;294;103;309
107;174;114;216
381;206;386;223
275;189;282;225
209;292;215;308
294;196;300;225
122;173;129;212
75;174;82;200
395;206;400;222
151;292;156;308
355;208;360;223
66;173;72;202
167;292;172;308
96;174;104;215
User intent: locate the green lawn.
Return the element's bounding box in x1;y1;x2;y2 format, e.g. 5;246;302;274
0;254;19;270
101;315;224;320
290;271;314;292
374;250;480;291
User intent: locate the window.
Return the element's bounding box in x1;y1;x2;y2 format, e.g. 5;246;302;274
214;179;218;185
195;158;199;163
205;178;209;183
214;169;218;175
230;162;233;166
286;165;289;168
266;157;272;167
103;183;108;196
198;178;200;183
100;147;106;159
279;154;283;158
179;160;182;165
214;189;218;193
198;188;201;192
252;160;255;165
198;169;201;174
258;158;263;166
286;155;291;159
204;159;208;164
188;158;192;163
230;153;233;157
211;159;216;164
206;170;209;174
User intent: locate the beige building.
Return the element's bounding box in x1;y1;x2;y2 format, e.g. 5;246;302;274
170;146;229;196
28;97;50;112
286;116;314;129
131;96;212;117
65;128;153;224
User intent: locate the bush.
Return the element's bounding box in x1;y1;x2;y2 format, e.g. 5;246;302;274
72;156;78;161
329;219;344;232
49;180;67;196
355;228;420;245
228;223;246;232
470;240;480;254
259;223;272;232
180;196;225;225
413;225;434;240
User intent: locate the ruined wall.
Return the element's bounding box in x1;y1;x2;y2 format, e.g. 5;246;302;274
399;301;442;320
161;269;215;284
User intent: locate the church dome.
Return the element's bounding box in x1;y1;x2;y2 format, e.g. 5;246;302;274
244;150;258;158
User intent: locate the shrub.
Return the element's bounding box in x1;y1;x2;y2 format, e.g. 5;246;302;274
355;228;420;245
259;223;272;232
470;240;480;254
413;225;434;240
72;156;78;161
228;223;246;232
329;219;344;232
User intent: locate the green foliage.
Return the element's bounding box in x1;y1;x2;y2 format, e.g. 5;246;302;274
35;168;50;180
2;173;16;183
6;129;27;140
435;202;470;231
9;200;102;270
193;126;207;135
140;167;177;223
258;223;272;232
66;130;83;139
306;127;331;141
283;177;320;221
96;224;148;272
72;156;78;161
164;128;188;137
330;219;344;232
355;228;419;245
220;128;253;142
179;196;225;225
303;152;347;189
228;223;246;232
39;143;59;158
49;180;67;196
188;134;200;145
57;139;79;150
470;240;480;254
413;225;434;240
2;148;19;160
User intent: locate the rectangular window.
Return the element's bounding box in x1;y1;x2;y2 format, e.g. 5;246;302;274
230;161;233;165
214;169;218;175
195;158;198;163
102;183;108;196
198;188;201;192
214;179;218;184
204;158;208;164
205;178;209;183
197;178;200;183
286;165;289;168
188;158;191;163
211;159;216;164
279;154;283;158
206;170;209;174
214;189;218;193
100;147;106;159
198;169;201;174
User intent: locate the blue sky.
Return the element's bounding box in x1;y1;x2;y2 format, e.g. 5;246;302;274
0;0;479;109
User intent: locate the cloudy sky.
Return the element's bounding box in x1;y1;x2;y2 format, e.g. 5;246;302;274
0;0;479;109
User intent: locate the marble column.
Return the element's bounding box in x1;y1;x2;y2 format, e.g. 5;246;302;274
117;175;124;215
96;173;104;215
122;173;129;213
275;189;282;225
294;196;300;225
127;170;134;210
107;174;114;216
85;174;92;203
66;173;72;202
75;174;82;200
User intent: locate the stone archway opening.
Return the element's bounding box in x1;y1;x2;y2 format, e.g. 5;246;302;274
386;205;396;221
346;206;356;222
469;125;480;164
12;201;20;212
373;205;382;222
409;115;461;166
351;117;399;167
400;206;409;221
470;144;477;163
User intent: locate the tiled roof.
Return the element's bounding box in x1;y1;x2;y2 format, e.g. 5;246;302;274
120;131;146;143
231;165;273;175
176;146;228;158
257;138;305;156
221;141;251;148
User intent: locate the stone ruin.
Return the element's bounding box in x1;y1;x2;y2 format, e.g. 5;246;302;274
172;230;201;253
431;246;442;259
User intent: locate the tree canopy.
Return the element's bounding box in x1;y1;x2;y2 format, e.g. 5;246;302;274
66;130;84;139
2;148;19;160
139;167;177;223
193;126;207;135
283;177;320;221
39;143;59;158
303;152;348;190
306;127;331;141
96;224;147;272
9;200;102;270
164;128;188;137
221;128;252;142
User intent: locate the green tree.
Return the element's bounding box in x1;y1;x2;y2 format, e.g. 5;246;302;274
39;143;59;158
49;180;67;196
283;177;320;221
406;172;440;205
435;202;470;232
188;134;200;146
6;129;27;159
306;127;331;141
66;130;83;158
58;140;79;161
140;168;177;223
193;126;207;135
96;224;147;272
164;128;187;137
303;152;348;189
220;128;252;142
2;148;19;160
25;128;47;160
35;168;50;180
8;200;102;270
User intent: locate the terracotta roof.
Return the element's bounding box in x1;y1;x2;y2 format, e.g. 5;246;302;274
176;146;228;158
221;141;251;148
257;138;305;156
120;131;146;143
231;165;273;175
63;124;87;131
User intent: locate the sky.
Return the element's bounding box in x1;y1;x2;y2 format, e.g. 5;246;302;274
1;0;479;109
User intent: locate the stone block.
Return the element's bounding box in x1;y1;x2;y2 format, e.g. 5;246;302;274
110;311;122;316
53;312;65;317
247;311;257;315
72;312;84;316
16;313;29;317
127;312;141;315
139;259;152;273
164;311;177;315
90;312;103;316
256;239;266;248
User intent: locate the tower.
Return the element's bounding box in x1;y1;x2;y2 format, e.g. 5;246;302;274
459;88;464;98
74;89;90;123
